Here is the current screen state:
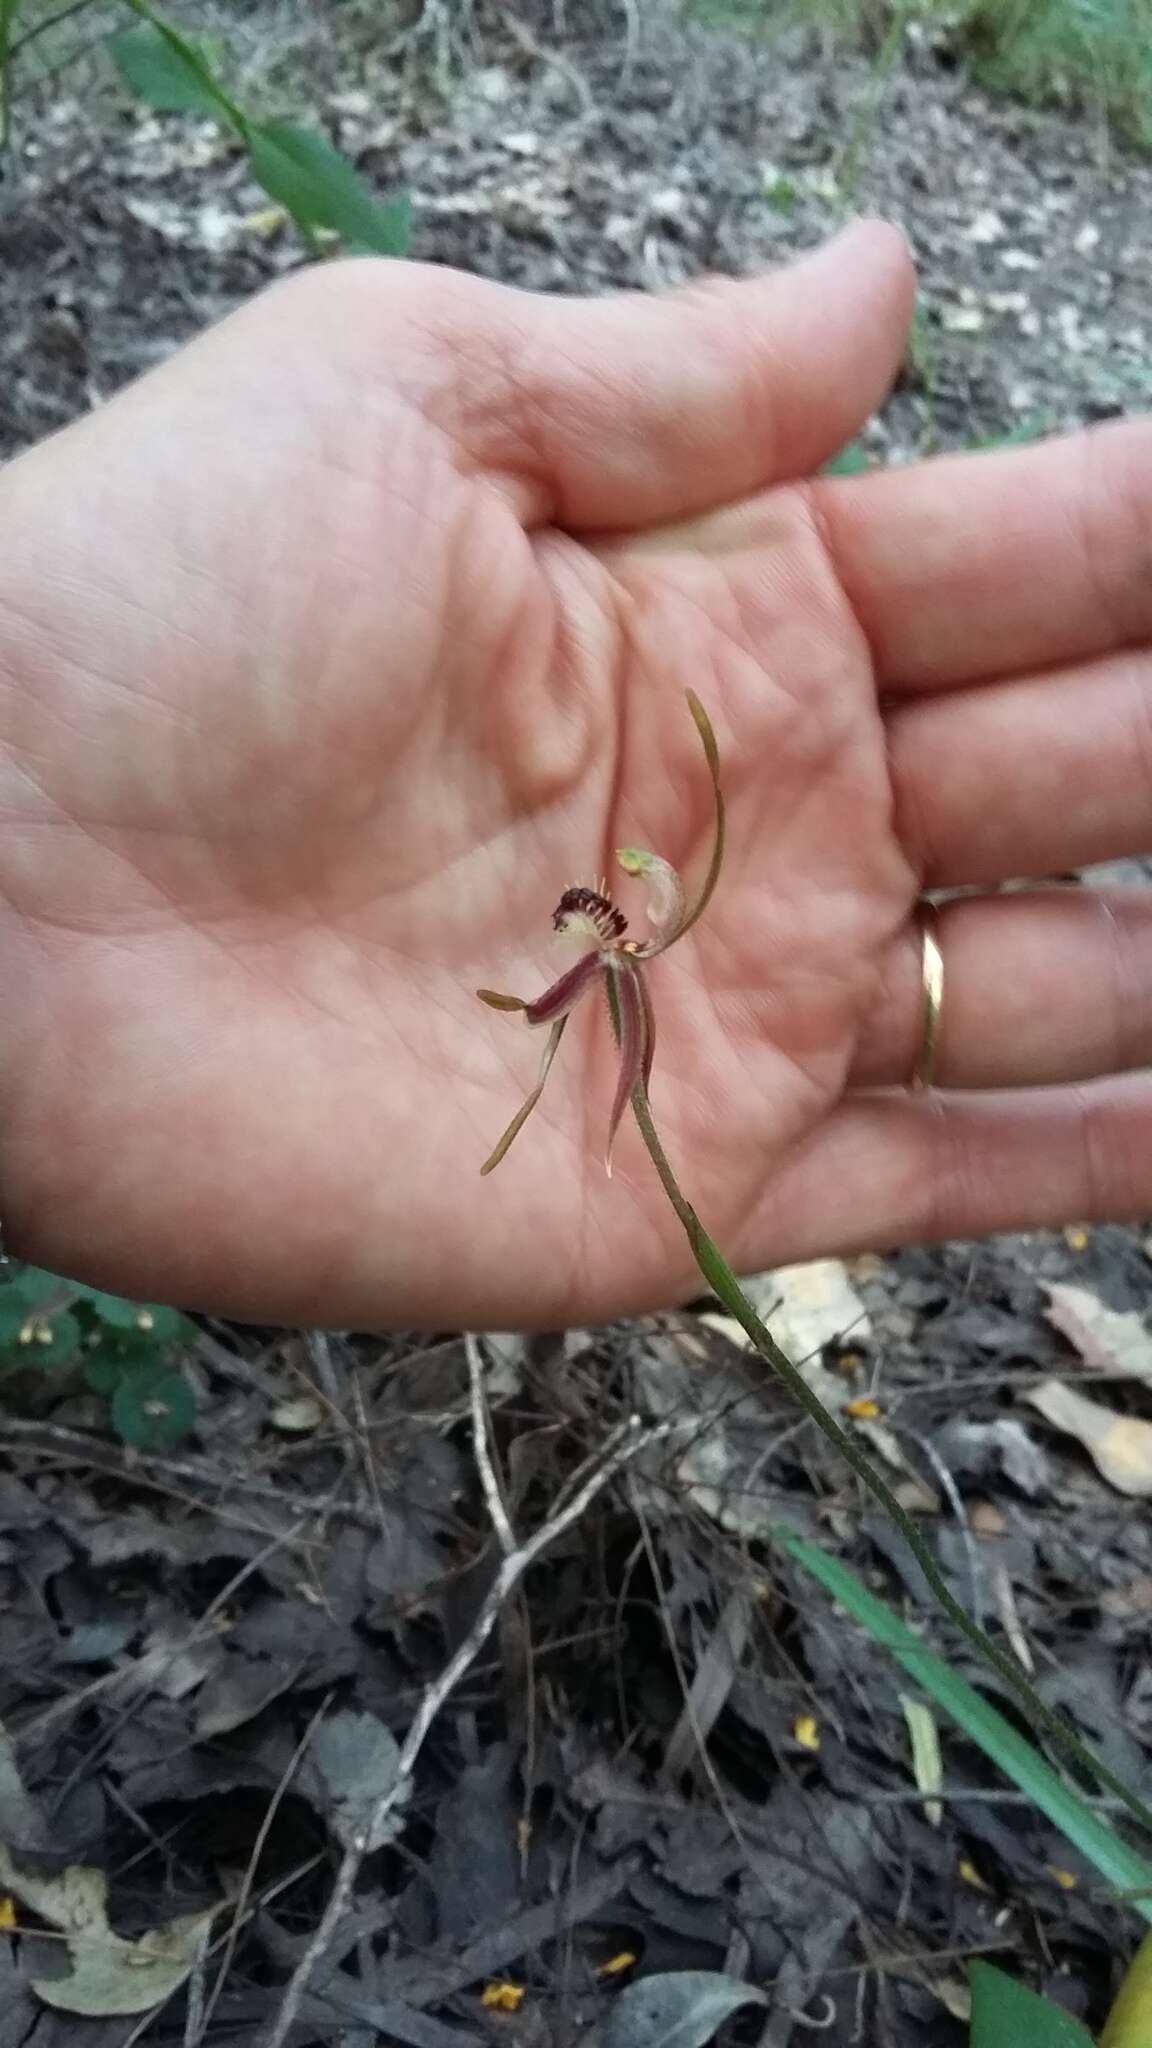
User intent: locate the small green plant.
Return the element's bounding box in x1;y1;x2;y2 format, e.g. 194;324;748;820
0;0;411;255
763;170;798;209
0;1262;197;1448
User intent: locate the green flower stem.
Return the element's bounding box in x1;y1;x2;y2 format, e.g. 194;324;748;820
626;1069;1152;1841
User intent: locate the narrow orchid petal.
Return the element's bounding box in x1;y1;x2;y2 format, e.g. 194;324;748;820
614;694;725;958
676;689;726;941
524;947;603;1026
615;847;686;949
604;961;648;1178
480;1015;569;1176
477;988;528;1012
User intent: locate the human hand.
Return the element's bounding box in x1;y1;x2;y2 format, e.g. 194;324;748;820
1;222;1149;1328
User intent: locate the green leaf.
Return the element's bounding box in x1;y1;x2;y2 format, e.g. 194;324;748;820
824;439;871;475
7;1264;70;1307
6;1309;83;1374
775;1529;1152;1923
83;1351;125;1397
0;1290;29;1346
246;121;410;254
76;1288;147;1330
76;1289;188;1342
108;21;235;124
968;1963;1095;2047
136;1304;193;1343
111;1369;196;1450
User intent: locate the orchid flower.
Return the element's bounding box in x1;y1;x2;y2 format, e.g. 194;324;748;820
478;691;725;1176
474;702;1152;1854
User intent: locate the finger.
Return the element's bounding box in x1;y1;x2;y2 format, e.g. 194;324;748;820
815;416;1152;693
887;650;1152;887
851;889;1152;1090
738;1071;1152;1272
444;219;916;528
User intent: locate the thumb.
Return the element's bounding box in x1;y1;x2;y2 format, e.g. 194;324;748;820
471;218;916;530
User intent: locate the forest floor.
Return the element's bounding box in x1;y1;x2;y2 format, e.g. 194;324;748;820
0;5;1150;2044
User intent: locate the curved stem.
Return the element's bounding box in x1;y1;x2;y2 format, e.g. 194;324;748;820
627;1077;1152;1841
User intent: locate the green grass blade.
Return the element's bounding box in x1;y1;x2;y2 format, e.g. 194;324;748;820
774;1529;1152;1923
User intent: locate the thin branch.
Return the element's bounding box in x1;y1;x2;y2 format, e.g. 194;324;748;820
465;1331;516;1557
261;1414;650;2048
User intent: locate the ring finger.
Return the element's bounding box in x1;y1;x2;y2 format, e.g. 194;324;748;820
850;887;1152;1090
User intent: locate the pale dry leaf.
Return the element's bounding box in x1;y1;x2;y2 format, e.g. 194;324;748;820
590;1970;767;2048
0;1845;215;2017
1101;1575;1152;1619
33;1908;216;2017
0;1848;108;1934
932;1979;972;2023
1043;1282;1152;1387
1024;1381;1152;1496
901;1695;943;1827
968;1500;1007;1537
269;1396;324;1432
740;1259;872;1362
299;1708;408;1852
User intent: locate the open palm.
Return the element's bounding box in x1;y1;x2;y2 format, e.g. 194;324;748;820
1;223;1150;1327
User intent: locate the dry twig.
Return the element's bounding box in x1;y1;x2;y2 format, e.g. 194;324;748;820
261;1407;653;2048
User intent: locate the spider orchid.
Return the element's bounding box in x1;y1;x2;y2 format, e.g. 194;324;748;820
478;692;725;1177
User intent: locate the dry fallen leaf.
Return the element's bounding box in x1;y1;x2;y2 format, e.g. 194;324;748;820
968;1499;1007;1538
269;1396;323;1433
0;1846;216;2017
901;1695;943;1828
1024;1381;1152;1496
1043;1282;1152;1388
932;1978;972;2023
740;1259;872;1361
1100;1575;1152;1619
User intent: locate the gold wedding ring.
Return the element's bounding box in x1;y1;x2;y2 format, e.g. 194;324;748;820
912;903;944;1092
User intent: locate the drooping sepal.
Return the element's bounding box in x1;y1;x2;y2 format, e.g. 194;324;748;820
479;1016;570;1176
603;959;650;1178
524;947;604;1026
